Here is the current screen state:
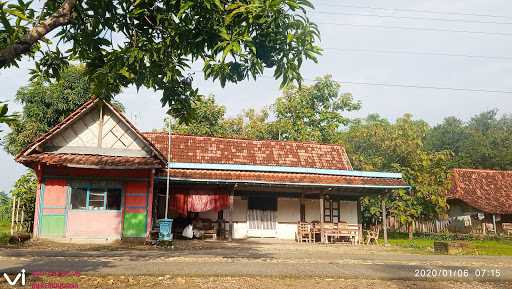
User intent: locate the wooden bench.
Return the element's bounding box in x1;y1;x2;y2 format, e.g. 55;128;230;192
503;223;512;236
321;223;359;244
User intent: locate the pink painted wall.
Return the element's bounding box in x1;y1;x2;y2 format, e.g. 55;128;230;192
43;179;67;207
34;177;67;238
42;208;65;215
67;211;122;239
33;168;154;240
124;181;148;213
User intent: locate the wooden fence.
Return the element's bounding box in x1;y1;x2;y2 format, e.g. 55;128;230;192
386;216;451;234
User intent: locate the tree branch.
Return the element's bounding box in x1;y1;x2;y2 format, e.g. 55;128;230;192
0;0;77;68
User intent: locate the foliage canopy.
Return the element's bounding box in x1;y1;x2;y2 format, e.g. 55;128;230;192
341;114;453;227
0;0;321;118
3;65;123;155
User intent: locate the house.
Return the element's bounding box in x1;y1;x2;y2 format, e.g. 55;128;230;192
447;168;512;234
16;98;408;242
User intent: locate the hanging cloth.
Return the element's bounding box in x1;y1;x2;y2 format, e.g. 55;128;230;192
170;187;233;215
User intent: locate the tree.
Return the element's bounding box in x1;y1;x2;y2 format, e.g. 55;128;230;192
10;171;37;232
270;75;361;143
232;108;273;140
3;65;123;155
424;117;472;168
0;101;18;129
343;114;452;239
164;94;274;140
167;95;231;137
0;191;11;224
426;110;512;170
165;75;361;142
0;0;321;119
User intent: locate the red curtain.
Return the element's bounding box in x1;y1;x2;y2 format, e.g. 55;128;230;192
170;188;232;215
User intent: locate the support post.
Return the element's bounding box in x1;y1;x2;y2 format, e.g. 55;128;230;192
320;193;324;243
299;193;305;222
357;198;362;244
146;169;155;241
381;195;388;246
10;196;16;236
164;118;171;220
228;185;235;241
493;214;497;234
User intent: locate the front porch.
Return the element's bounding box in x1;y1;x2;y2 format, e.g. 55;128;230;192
151;178;407;245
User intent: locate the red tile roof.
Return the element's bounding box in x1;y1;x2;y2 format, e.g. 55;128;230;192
14;98;407;189
143;133;353;170
158;169;407;187
18;153;161;169
447;168;512;214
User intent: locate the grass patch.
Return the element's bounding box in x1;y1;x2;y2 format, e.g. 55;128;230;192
384;232;512;256
0;222;10;244
467;239;512;255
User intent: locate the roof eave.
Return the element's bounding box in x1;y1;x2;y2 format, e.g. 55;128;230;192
167;162;403;179
156;176;410;190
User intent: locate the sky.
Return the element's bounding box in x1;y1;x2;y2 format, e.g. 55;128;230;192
1;0;512;192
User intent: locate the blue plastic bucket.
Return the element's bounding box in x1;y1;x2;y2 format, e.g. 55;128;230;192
158;218;173;241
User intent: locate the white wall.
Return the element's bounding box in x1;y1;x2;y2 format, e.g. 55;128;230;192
223;196;248;239
225;196;360;240
277;198;300;239
232;196;248;222
276;223;297;240
340;201;359;224
277;198;300;222
305;199;321;222
233;222;248;239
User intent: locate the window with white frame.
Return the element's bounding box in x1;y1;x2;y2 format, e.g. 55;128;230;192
70;180;122;211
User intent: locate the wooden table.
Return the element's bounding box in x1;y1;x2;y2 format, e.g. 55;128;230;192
316;223;360;244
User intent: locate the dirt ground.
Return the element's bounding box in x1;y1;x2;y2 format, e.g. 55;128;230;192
0;275;510;289
2;239;512;288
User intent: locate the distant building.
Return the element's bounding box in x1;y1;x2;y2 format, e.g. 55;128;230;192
447;168;512;234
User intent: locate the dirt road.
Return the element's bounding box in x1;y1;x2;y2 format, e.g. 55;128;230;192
0;239;510;288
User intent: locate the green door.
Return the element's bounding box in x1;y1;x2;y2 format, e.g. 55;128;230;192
123;213;147;237
40;215;66;237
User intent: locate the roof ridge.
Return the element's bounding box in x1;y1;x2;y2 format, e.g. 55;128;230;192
141;132;346;148
453;168;512;173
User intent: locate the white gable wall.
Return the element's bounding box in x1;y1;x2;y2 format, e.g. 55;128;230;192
43;103;152;157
